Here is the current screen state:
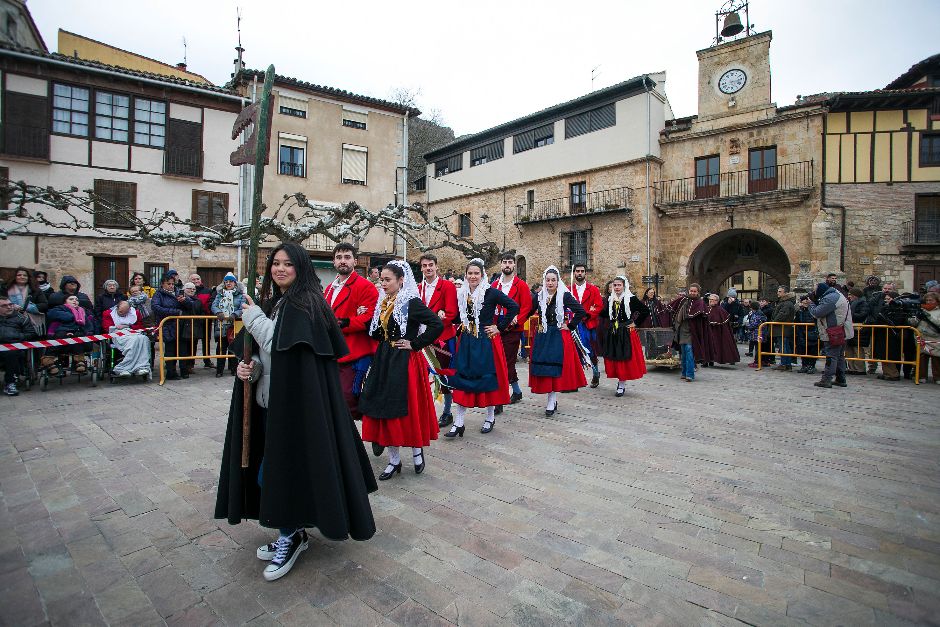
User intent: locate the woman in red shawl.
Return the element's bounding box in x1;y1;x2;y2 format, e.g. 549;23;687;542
704;294;741;365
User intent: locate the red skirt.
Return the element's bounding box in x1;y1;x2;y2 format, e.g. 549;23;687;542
529;330;587;393
452;335;511;408
604;328;647;381
362;352;439;447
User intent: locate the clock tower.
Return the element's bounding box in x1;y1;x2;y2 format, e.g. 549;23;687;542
696;30;773;121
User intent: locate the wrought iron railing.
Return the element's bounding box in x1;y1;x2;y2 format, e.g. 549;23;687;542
164;148;203;178
903;219;940;245
516;186;633;223
656;160;814;205
279;161;304;177
1;123;49;159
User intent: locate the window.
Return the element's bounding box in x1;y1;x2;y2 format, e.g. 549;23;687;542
526;189;535;211
280;106;306;118
569;181;587;213
165;119;203;178
470;140;504;166
695;155;720;199
565;103;616;139
279;145;305;177
342;144;368;185
458;213;471;238
52;83;89;136
513;123;554;153
915;195;940;244
94;91;130;142
93;180;136;229
413;176;426;192
192;190;229;229
278;93;308;118
134;98;166;147
561;230;592;270
920;133;940;167
342;109;368;130
434;154;462;177
2;92;49;159
144;263;168;288
748;146;777;193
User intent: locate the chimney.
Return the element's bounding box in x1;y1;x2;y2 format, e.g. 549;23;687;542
176;62;187;71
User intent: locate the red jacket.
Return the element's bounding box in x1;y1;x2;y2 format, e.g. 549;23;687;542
570;282;603;330
418;277;458;343
490;275;532;331
102;308;144;332
324;272;378;363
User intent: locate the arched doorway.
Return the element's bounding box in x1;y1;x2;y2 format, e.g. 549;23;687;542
687;229;791;298
516;255;527;282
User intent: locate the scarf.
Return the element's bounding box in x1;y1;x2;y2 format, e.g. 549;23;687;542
368;260;420;336
608;275;633;322
6;284;27;308
66;303;86;325
457;259;489;337
128;293;148;309
109;306;137;328
377;295;396;341
537;266;569;331
218;289;235;317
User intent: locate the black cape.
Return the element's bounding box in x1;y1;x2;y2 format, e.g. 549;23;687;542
214;301;378;541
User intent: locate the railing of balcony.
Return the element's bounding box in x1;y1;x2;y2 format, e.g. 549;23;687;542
903;219;940;246
279;161;305;177
1;123;50;159
516;186;633;223
656;160;814;205
164;149;203;178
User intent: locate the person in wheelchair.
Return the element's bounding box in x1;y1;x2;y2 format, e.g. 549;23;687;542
45;294;95;375
103;300;150;378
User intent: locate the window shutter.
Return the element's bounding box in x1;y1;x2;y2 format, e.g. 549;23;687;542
166;119;203;177
565;111;591;139
342;109;368;127
279;94;308;115
566;104;615;139
93;180;137;229
3;91;49;158
591;103;616;131
342;144;368;184
513;129;535;153
191;190;226;228
470;139;504;163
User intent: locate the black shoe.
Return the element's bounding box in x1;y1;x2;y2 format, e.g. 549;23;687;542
258;529;308;561
438;412;453;428
509;392;523;404
166;373;180;381
378;462;402;481
481;419;494;434
814;380;832;388
494;405;503;415
615;386;625;398
181;372;190;379
203;362;213;369
215;372;223;378
545;402;558;417
263;530;307;581
413;450;425;475
444;425;465;438
371;442;385;457
590;374;600;388
833;379;847;387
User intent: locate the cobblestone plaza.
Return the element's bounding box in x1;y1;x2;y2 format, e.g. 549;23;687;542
1;363;938;626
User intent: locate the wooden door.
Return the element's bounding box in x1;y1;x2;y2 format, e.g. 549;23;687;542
196;267;231;289
93;257;129;296
914;264;940;291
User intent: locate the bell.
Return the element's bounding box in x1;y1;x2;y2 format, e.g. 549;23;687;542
720;11;745;37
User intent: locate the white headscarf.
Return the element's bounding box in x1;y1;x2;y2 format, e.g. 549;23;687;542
368;260;421;336
457;258;489;336
609;275;633;320
538;265;570;331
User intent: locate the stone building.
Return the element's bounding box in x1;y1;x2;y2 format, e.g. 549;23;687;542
822;54;940;290
0;39;244;293
420;74;672;283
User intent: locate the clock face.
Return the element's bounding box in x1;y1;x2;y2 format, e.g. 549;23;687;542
718;69;747;94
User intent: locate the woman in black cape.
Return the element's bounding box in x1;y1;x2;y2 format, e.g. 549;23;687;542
215;242;377;582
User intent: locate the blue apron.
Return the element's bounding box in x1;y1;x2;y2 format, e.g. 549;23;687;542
530;325;564;378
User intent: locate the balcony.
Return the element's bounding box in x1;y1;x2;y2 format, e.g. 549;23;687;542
902;219;940;253
655;160;814;216
164;148;203;179
279;161;305;177
515;186;633;225
1;123;50;160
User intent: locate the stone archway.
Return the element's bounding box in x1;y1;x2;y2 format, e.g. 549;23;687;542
687;229;791;296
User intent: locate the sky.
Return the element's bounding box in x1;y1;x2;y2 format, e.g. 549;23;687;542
29;0;940;137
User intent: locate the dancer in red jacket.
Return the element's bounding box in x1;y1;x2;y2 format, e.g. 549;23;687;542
570;263;603;388
490;252;532;414
417;253;459;428
323;243;378;424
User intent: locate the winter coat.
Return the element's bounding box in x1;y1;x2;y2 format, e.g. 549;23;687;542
809;287;854;343
849;297;871;347
771;294;797;340
177;296;203;339
47;276;94;310
721;298;745;327
0;311;37;343
46;304;95;336
211;288;246;338
747;309;767;342
793;307;819;353
152;289;184;340
913;308;940;357
94;291;127;322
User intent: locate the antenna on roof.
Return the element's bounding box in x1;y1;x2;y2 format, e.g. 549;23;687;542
234;6;245;73
591;65;602;91
182;37;187;66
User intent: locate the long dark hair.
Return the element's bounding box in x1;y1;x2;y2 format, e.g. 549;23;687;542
260;242;340;333
14;266;37;292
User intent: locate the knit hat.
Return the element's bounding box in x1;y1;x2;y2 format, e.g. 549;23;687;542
726;288;737;298
183;282;195;290
926;280;939;290
223;273;237;282
167;269;178;277
815;282;829;299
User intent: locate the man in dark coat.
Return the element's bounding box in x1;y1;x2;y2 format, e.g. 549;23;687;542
721;289;745;341
846;287;870;375
668;283;707;381
0;295;37;396
771;287;797;371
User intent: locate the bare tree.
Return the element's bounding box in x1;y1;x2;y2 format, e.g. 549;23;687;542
0;180;500;263
389;87;455;184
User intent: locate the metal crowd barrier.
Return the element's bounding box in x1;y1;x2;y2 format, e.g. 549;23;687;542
156;315;242;385
756;322;922;383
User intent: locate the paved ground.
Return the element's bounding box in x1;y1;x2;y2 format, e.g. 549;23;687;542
1;356;938;626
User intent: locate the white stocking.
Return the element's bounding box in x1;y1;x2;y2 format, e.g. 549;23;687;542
387;446;401;466
547;391;558;410
485;406;495;424
454;404;466;428
412;447;423;466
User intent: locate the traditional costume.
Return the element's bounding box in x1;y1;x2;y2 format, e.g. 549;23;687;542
599;277;649;396
359;261;443;479
490;272;532;405
446;260;519;436
324;270;378;420
529;266;587;415
640;293;673;328
668;293;707;381
418;274;458;427
571;277;603;387
705;302;741;365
